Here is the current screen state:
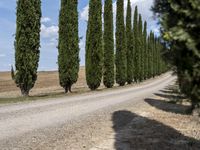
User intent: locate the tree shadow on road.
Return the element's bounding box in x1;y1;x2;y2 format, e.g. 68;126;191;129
112;110;200;150
144;98;191;115
154;93;186;101
145;83;192;115
157;84;186;102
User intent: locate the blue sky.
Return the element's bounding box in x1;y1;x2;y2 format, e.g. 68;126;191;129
0;0;158;71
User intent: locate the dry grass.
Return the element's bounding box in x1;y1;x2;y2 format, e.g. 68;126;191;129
0;70;171;103
0;67;87;98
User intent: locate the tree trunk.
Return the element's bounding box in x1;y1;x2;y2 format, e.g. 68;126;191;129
120;83;125;86
20;88;29;97
64;87;68;93
192;102;200;117
127;81;132;85
69;85;72;93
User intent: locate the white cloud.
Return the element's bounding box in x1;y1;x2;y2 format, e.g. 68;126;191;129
49;38;58;47
41;24;58;38
80;0;147;21
80;0;158;35
80;5;89;21
41;17;51;23
78;0;159;66
79;38;86;64
79;39;85;50
0;54;6;57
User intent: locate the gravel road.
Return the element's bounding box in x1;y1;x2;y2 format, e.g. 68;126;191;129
0;73;176;149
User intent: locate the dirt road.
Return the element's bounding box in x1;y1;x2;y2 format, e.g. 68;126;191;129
0;73;176;149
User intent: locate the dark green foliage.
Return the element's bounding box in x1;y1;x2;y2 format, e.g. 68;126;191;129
150;31;155;77
143;21;148;79
126;0;134;84
11;65;15;80
156;38;164;75
138;14;143;81
14;0;41;96
103;0;114;88
147;35;151;78
58;0;80;93
147;31;153;78
152;34;157;77
115;0;127;86
133;6;139;82
86;0;103;90
131;6;166;82
153;0;200;108
155;39;159;75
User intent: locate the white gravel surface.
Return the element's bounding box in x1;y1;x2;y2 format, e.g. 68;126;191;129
0;73;176;149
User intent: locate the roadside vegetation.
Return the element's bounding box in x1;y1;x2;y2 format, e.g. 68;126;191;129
58;0;80;93
12;0;41;96
152;0;200;114
0;0;199;148
10;0;167;98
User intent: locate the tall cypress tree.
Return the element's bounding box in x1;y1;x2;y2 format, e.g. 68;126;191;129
152;33;156;77
103;0;114;88
143;21;148;80
149;31;155;78
155;38;159;76
14;0;41;96
58;0;80;93
115;0;127;86
157;39;162;75
126;0;134;84
147;35;151;79
138;14;143;81
133;6;138;82
86;0;103;90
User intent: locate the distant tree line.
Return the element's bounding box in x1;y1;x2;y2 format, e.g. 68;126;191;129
86;0;167;90
152;0;200;112
12;0;168;96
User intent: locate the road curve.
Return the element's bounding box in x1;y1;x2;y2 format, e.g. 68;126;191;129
0;72;176;149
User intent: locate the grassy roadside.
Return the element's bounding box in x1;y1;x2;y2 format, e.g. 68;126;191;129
0;72;171;105
0;86;92;105
0;92;67;105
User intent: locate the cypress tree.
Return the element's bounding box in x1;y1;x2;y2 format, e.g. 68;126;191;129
153;0;200;109
126;0;134;84
133;6;138;82
155;38;160;76
115;0;127;86
11;65;15;80
14;0;41;96
86;0;103;90
143;21;148;80
138;14;143;81
58;0;80;93
103;0;114;88
147;35;151;79
152;33;156;77
148;31;153;78
150;31;154;78
157;39;162;75
154;38;158;76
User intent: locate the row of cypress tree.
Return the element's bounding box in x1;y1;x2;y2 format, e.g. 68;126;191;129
13;0;167;96
131;4;167;83
13;0;80;96
86;0;168;90
152;0;200;110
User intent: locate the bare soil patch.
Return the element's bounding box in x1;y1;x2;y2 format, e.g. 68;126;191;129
93;84;200;150
0;67;86;98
